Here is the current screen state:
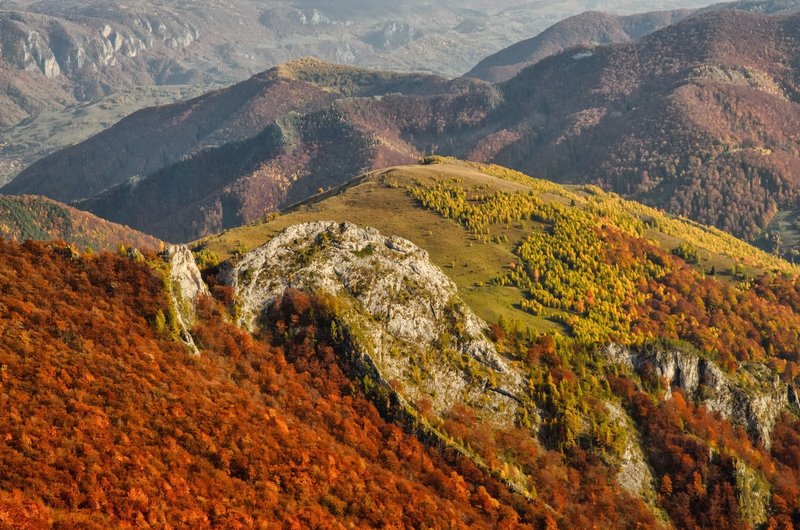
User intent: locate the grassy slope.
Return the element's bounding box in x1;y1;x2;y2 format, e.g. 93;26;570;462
199;159;794;331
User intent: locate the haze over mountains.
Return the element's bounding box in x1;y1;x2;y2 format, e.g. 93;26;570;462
0;0;714;186
9;6;800;250
466;10;695;83
466;0;800;82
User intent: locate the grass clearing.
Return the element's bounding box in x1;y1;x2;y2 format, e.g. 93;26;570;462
198;160;796;330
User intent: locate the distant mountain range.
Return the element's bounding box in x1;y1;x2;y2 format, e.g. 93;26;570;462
0;0;711;128
6;8;800;248
466;10;695;82
466;0;800;82
0;0;717;187
3;58;489;241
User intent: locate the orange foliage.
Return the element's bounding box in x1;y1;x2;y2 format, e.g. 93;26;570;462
0;239;533;528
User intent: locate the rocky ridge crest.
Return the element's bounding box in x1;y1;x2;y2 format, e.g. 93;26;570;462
226;221;527;425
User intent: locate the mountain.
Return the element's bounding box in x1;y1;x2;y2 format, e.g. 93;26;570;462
488;8;800;244
0;84;213;187
0;1;714;186
465;0;800;83
702;0;800;13
0;194;162;251
6;158;800;527
0;0;711;129
201;158;800;527
0;237;540;528
0;2;208;128
10;9;800;251
3;58;491;242
465;10;694;83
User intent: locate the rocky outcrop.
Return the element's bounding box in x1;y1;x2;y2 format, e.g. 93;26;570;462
226;221;526;424
734;459;770;527
164;245;209;355
605;343;789;448
605;402;668;524
0;11;198;79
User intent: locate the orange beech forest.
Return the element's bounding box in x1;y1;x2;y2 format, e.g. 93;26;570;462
0;239;530;528
1;237;800;529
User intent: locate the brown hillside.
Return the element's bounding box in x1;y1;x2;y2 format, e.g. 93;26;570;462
0;194;161;251
10;10;800;246
465;9;693;83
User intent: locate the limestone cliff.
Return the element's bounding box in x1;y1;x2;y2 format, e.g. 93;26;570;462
164;244;209;355
225;221;527;426
606;343;792;449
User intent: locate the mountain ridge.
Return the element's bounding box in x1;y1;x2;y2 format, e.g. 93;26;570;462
196;158;800;528
3;159;800;526
10;7;800;249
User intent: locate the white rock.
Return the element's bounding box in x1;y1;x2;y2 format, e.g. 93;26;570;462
228;221;526;423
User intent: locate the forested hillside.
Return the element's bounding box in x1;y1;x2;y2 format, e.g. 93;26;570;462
464;0;800;83
2;160;800;527
465;9;693;82
0;195;161;251
0;239;535;528
9;9;800;252
195;159;800;528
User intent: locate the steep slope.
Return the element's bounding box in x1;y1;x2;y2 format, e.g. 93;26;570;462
465;10;693;83
4;58;491;241
0;238;543;528
489;9;800;243
0;3;208;128
0;84;212;186
198;159;800;528
0;1;719;187
5;160;800;527
0;194;161;251
228;221;526;423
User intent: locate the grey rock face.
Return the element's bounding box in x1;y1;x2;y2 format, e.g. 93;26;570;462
167;244;209;310
164;244;209;355
605;402;659;501
227;221;526;424
0;11;197;79
605;343;788;448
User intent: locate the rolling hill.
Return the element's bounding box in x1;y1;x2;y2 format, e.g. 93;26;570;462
3;58;492;242
5;158;800;527
199;158;800;528
0;1;777;186
0;194;162;251
489;8;800;243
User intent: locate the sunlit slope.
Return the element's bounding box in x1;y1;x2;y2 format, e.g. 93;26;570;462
199;158;794;335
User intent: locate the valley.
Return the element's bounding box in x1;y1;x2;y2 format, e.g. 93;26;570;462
2;1;800;528
9;8;800;255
